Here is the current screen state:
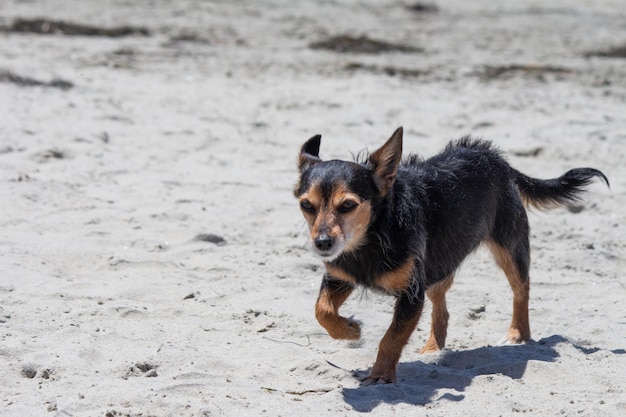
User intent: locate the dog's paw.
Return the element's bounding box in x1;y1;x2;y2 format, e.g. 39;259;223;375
418;339;443;354
418;346;441;355
499;328;530;345
360;371;396;385
340;317;362;340
325;316;361;340
359;361;397;385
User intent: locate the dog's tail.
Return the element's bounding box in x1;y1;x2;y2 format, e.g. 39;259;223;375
512;167;609;210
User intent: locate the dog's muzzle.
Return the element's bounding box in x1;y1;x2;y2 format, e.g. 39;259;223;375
312;234;344;261
314;235;335;252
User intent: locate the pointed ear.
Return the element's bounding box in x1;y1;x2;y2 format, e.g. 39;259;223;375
369;127;403;195
298;134;322;171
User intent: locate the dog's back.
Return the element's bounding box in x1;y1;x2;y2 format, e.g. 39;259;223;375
397;138;518;284
399;137;607;287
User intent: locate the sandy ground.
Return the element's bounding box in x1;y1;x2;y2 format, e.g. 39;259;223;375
1;0;625;416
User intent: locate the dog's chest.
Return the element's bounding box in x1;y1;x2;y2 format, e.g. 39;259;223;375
324;258;415;294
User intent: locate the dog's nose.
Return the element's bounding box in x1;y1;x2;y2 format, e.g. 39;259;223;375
314;235;334;252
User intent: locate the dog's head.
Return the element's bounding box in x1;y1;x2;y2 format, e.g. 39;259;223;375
294;127;403;261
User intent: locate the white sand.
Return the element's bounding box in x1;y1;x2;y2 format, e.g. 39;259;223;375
1;0;624;415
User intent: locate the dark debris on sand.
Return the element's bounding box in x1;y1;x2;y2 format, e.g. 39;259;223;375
344;62;429;78
194;233;227;246
310;35;422;54
0;70;73;90
584;45;626;59
477;64;572;81
406;2;440;13
3;18;150;37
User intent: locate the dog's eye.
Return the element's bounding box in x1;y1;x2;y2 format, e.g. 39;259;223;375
338;200;358;213
300;199;315;213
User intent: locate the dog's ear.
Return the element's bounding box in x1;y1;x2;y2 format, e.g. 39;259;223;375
369;127;403;195
298;134;322;172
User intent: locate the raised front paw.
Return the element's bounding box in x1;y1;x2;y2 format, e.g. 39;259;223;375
326;316;361;340
331;317;361;340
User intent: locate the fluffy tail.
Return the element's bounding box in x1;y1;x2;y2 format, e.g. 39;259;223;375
513;168;609;210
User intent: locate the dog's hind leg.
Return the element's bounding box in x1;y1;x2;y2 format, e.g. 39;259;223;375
486;240;531;344
315;275;360;340
420;274;454;354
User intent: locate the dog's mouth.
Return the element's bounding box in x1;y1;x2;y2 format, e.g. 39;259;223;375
317;249;342;262
313;246;343;262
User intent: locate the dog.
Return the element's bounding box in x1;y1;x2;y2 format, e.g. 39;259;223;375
294;127;608;384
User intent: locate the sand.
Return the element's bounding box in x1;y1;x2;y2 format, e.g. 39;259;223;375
1;0;625;416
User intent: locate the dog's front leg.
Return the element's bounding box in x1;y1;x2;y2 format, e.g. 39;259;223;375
364;286;425;384
315;275;360;340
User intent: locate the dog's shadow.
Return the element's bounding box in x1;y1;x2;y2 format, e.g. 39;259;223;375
342;335;618;412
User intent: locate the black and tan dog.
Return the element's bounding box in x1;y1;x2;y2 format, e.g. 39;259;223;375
294;127;608;384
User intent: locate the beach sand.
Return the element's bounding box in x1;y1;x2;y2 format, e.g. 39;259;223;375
1;0;624;415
